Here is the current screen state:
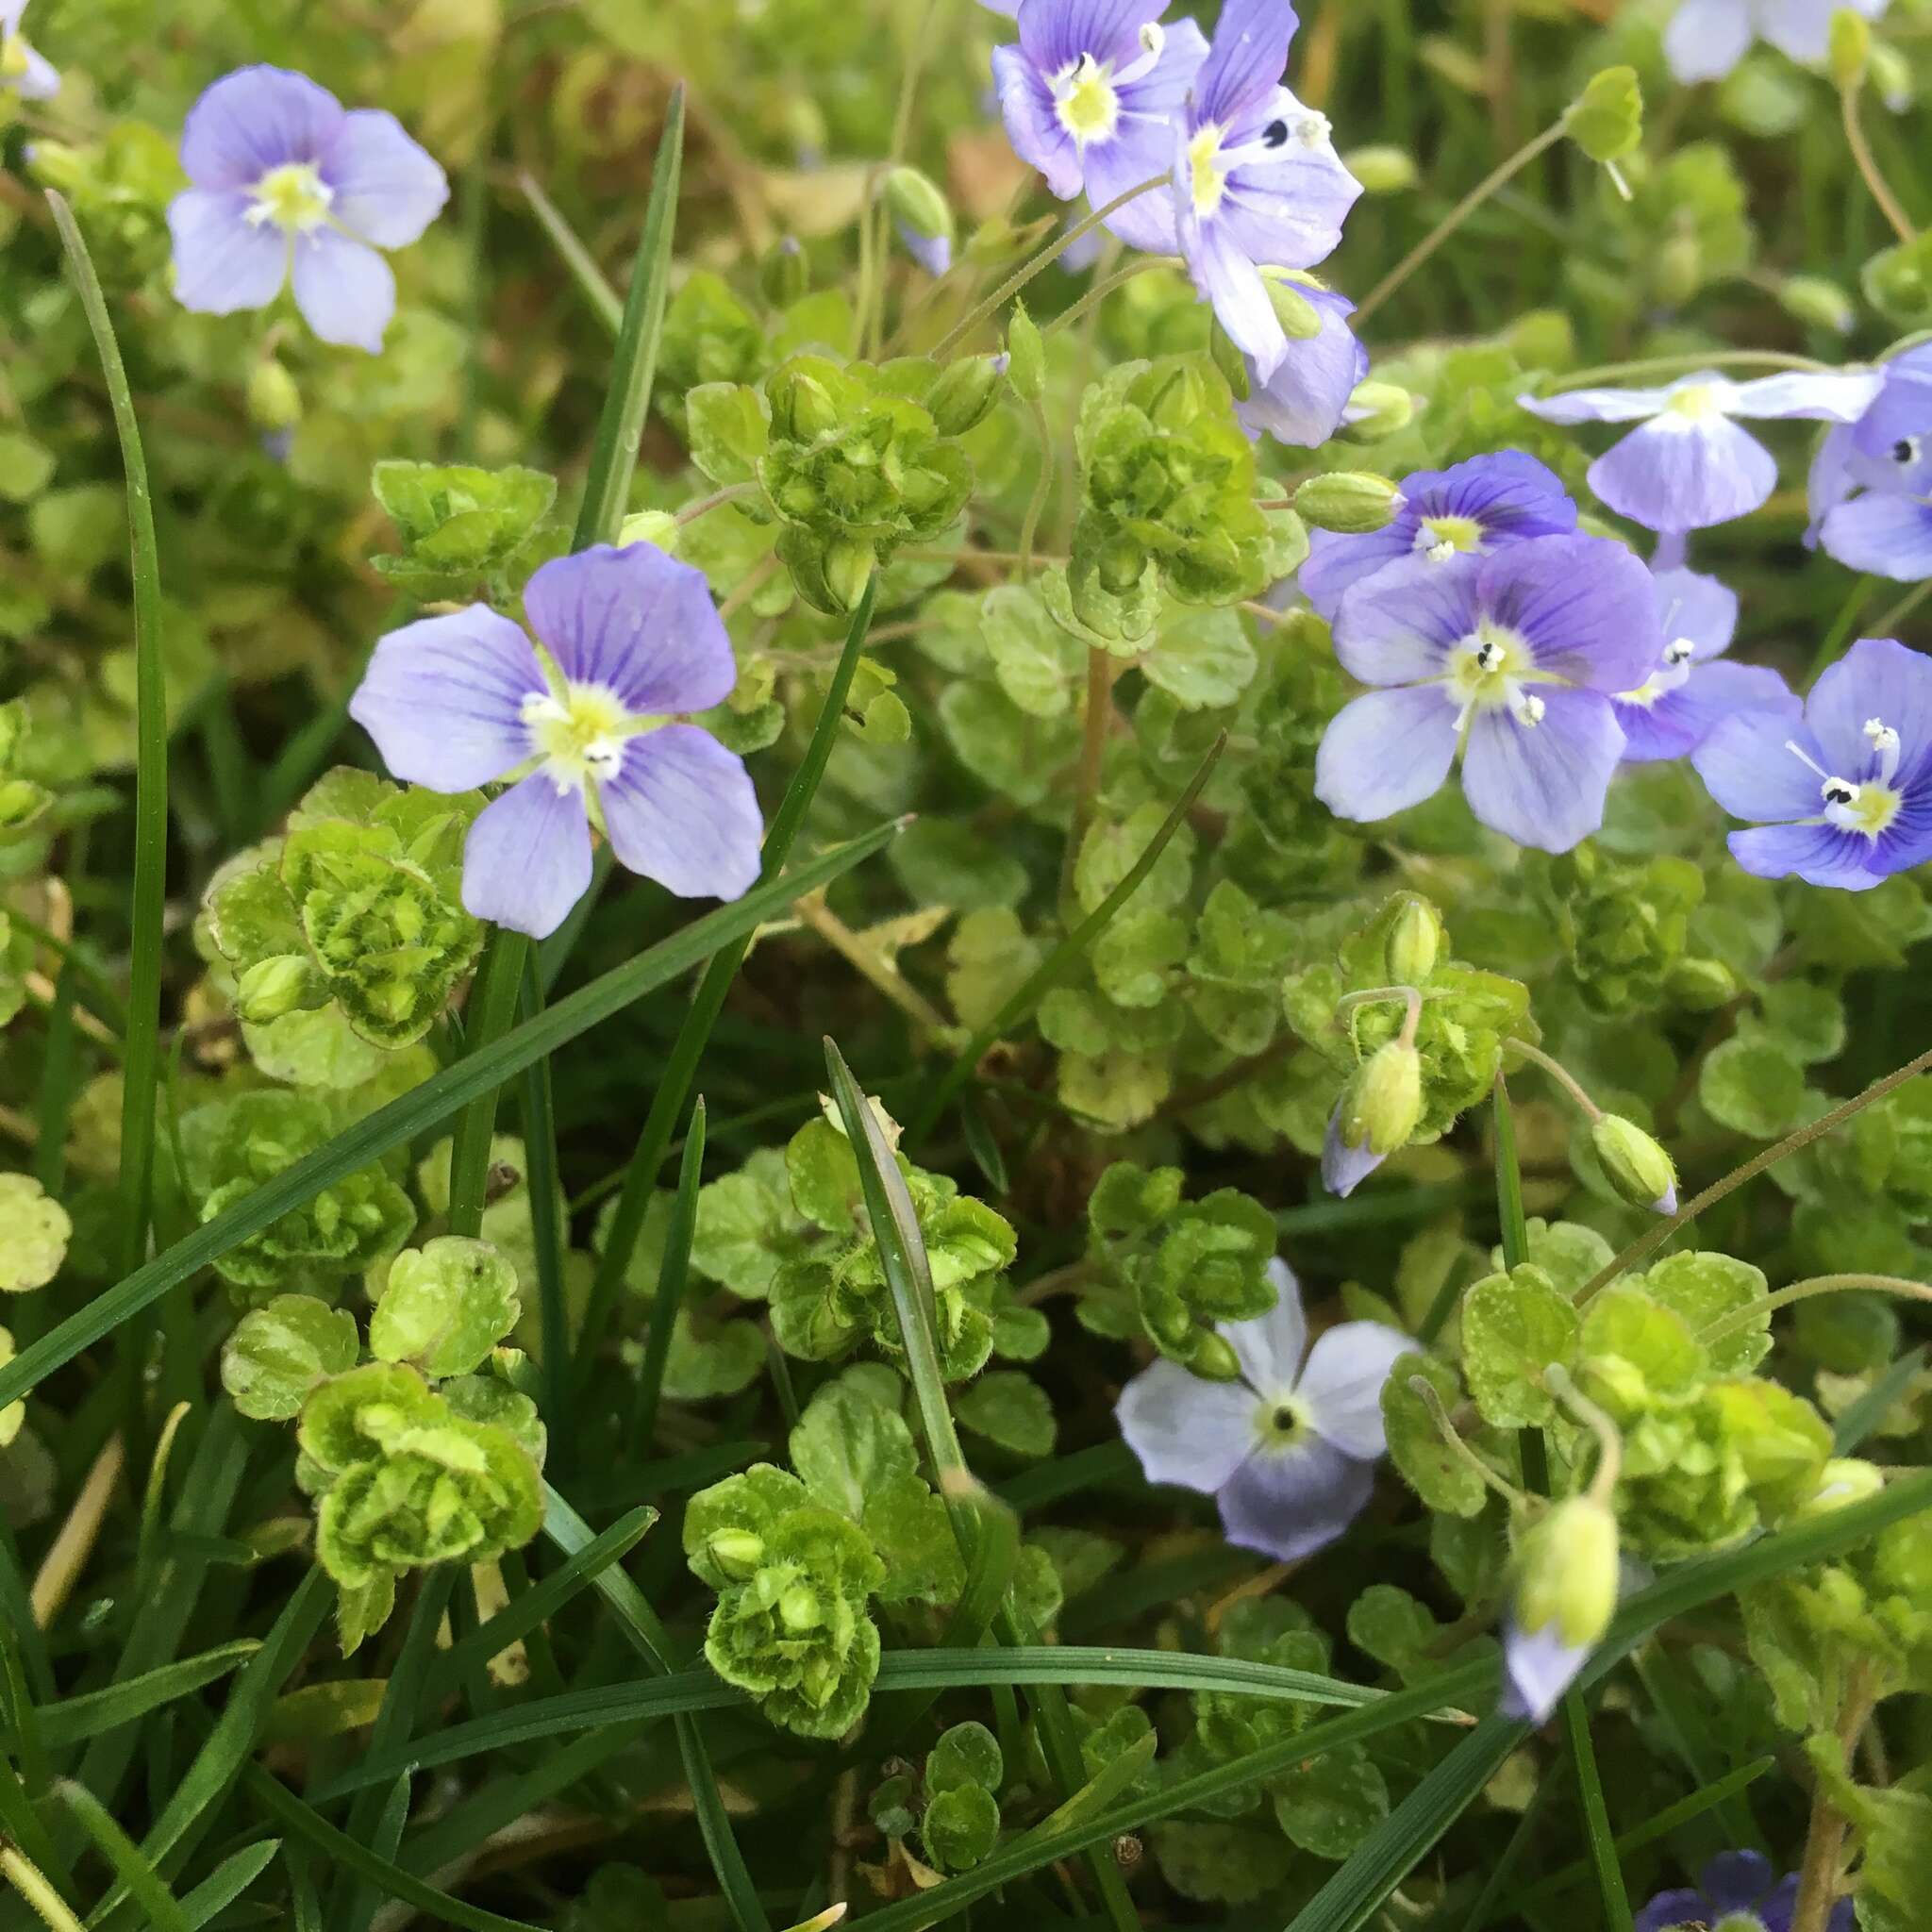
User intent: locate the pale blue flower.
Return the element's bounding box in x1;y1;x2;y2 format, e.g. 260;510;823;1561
1635;1850;1845;1932
1235;279;1367;449
0;0;58;98
1811;344;1932;580
1664;0;1888;85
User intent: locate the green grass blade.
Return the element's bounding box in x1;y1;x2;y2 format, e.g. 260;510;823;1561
46;191;167;1285
34;1643;258;1750
518;171;623;334
55;1782;192;1932
571;87;684;550
180;1840;280;1930
907;729;1226;1143
1558;1689;1632;1929
1834;1343;1925;1452
0;820;900;1415
631;1096;707;1449
573;578;880;1396
446;929;529;1241
517;953;572;1429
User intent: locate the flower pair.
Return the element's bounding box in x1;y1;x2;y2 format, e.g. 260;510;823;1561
350;543;763;941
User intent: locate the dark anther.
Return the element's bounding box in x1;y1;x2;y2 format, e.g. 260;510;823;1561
1263;118;1289;147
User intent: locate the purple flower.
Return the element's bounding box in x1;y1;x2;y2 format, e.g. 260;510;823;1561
1298;451;1578;620
1173;0;1361;382
1501;1616;1594;1724
895;221;952;276
1664;0;1889;85
1520;370;1886;534
167;67;448;354
1;1;58;99
1811;345;1932;581
1117;1258;1410;1561
1321;1104;1386;1197
1693;637;1932;891
1235;278;1367;449
989;0;1209;255
1634;1850;1849;1932
1314;534;1660;852
1613;566;1791;762
349;542;763;940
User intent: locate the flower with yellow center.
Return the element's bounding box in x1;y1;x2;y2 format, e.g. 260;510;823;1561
246;160;336;234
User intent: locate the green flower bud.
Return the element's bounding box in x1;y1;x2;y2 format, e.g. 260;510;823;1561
1190;1331;1243;1383
771;369;840;443
1862;237;1932;325
1565;65;1642;165
246;358;302;433
1514;1496;1619;1648
1208;318;1251;401
1869;42;1911;109
1007;301;1045;402
1666;956;1737;1009
1591;1114;1677;1216
618;508;680;551
1798;1457;1886;1519
1296;471;1404;535
760;235;808;308
1262;274;1324;341
823;536;876;613
707;1528;767;1580
1828;8;1871;91
1096;532;1147;594
234;955;326;1025
1341;1041;1423;1157
1384;894;1442;985
1338;380;1413;442
926;353;1007;437
883;164;954;256
1341;145;1418;194
1776;273;1857;336
1654;235;1703;308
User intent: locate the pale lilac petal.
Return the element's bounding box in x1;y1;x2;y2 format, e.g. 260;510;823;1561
1807;637;1932;777
1322;1107;1386;1197
1662;0;1752;79
1235;286;1366;448
1632;1889;1711;1932
5;38;57;100
1820;493;1932;581
1186;215;1287;379
1331;552;1482;684
1295;1322;1411;1457
167;191;289;316
523;544;737;716
1724;370;1886;423
1116;1358;1257;1493
1298;526;1414;619
0;0;24;33
1654;566;1737;661
1729;822;1885;890
462;774;593;940
1692;705;1818;820
349;607;548;791
1314;687;1460;824
1017;0;1161;74
1216;1436;1374;1562
1847;344;1932;461
1479;534;1662;692
1588;416;1777;533
320;108;448;248
1194;0;1298;129
1213;91;1361;273
1617;659;1792;763
991;45;1083;201
1084;114;1186;254
1759;0;1886;65
1807;424;1862;541
1519;386;1675;425
290;229;395;352
1501;1617;1590;1723
897;223;952;275
599;726;762;902
180;66;344;188
1224;1257;1307;1398
1460;688;1624;852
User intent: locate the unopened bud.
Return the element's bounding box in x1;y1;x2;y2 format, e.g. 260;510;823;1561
1097;532;1146;595
1341;1041;1423;1157
1208;318;1251;402
1295;471;1404;534
1385;896;1442;985
823;536;876;614
760;235;808;308
1339;380;1414;442
246;358;302;433
234;956;324;1025
926;353;1006;436
1654;234;1703;308
1515;1496;1619;1649
771;369;839;443
1261;272;1324;341
619;508;679;552
1798;1457;1886;1519
1007;302;1045;402
1829;8;1872;92
708;1529;765;1580
778;1581;824;1632
1777;274;1857;336
1666;956;1737;1009
1591;1114;1677;1216
883;165;954;272
1565;65;1642;165
1341;145;1418;195
1190;1331;1242;1383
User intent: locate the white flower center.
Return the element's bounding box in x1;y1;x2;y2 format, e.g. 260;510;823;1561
1443;621;1545;730
523;682;637;795
247;161;335;234
1615;638;1696;708
1054;51;1122;145
1414;513;1484;562
1787;724;1904;839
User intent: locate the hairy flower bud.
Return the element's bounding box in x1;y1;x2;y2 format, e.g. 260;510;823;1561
926;353;1007;437
1666;956;1737;1009
760;234;808;308
1591;1114;1677;1216
1190;1331;1242;1383
1384;895;1442;985
1776;274;1857;336
771;369;840;443
1338;380;1413;441
618;508;680;552
1341;144;1418;194
1514;1496;1619;1649
883;164;954;258
1296;471;1403;534
1261;274;1324;341
1007;302;1045;402
1208;318;1251;401
234;954;325;1025
1797;1457;1886;1519
823;536;876;613
246;358;302;432
1829;8;1872;92
1341;1041;1423;1157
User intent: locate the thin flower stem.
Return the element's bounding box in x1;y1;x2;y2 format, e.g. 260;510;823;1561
792;891;957;1041
1790;1663;1881;1932
1874;576;1932;638
0;1849;84;1932
1354;117;1567;325
862;0;944;358
1699;1271;1932;1347
1507;1041;1604;1123
1040;254;1172;339
930;173;1169;361
1808;574;1877;681
1408;1374;1524;1507
1579;1042;1932;1301
1336;984;1425;1047
1840;83;1916;245
675;482;758;525
1544;1364;1622;1502
1553;348;1831;390
1067;646;1120;887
